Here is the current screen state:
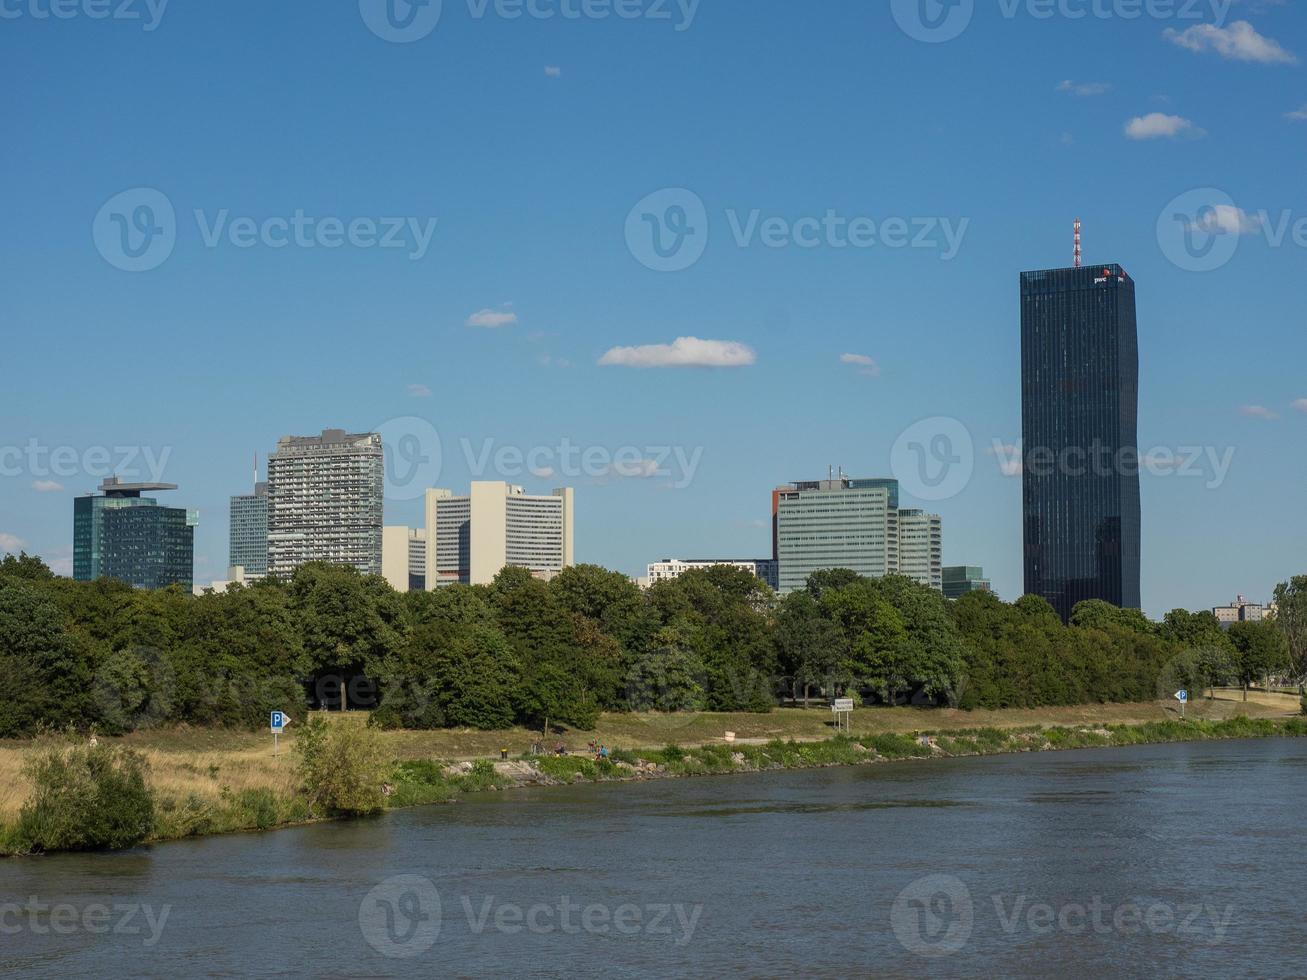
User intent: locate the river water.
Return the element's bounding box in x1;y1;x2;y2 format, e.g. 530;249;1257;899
3;738;1305;978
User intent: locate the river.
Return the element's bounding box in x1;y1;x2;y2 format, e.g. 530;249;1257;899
3;737;1305;978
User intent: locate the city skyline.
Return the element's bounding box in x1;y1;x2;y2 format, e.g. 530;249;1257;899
3;3;1305;616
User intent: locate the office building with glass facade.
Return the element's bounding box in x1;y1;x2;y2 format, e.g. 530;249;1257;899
73;478;196;590
942;565;991;600
1020;263;1141;621
772;477;941;594
229;481;268;578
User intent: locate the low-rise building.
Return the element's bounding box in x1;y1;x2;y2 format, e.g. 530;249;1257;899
943;565;991;600
1213;595;1271;626
645;558;779;591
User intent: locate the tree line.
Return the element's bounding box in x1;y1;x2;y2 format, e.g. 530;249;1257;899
0;551;1301;737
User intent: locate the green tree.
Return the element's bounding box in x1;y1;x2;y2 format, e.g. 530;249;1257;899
1228;619;1291;698
805;568;863;598
1273;576;1307;691
624;643;708;712
1071;600;1155;635
774;591;845;706
0;578;91;736
289;564;406;708
520;661;599;734
0;552;55;581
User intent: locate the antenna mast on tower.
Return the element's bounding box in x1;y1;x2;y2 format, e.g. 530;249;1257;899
1073;217;1082;268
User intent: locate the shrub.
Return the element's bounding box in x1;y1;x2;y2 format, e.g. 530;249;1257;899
390;760;458;807
16;744;155;852
537;756;599;782
230;787;279;830
295;716;391;816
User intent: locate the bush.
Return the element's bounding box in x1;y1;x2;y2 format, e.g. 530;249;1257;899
230;787;279;830
295;716;391;816
16;744;155;852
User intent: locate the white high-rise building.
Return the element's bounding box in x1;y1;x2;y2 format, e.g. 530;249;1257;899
423;481;574;587
773;477;942;594
382;526;426;593
896;509;943;592
266;429;384;578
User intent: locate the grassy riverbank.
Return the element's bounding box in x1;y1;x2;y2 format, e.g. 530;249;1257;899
2;693;1302;854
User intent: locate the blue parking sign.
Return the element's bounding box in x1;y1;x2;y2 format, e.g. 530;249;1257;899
271;711;285;733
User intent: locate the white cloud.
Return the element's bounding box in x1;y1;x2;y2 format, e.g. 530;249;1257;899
1287;104;1307;121
530;465;556;478
840;353;881;377
1240;404;1279;420
407;383;432;398
1057;79;1111;96
1163;21;1297;64
1188;204;1262;236
32;480;64;492
0;532;24;553
598;337;756;369
466;309;518;329
49;552;73;577
1292;398;1307;414
544;66;562;78
1125;113;1204;139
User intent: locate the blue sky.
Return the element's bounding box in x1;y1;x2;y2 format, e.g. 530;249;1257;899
2;0;1304;616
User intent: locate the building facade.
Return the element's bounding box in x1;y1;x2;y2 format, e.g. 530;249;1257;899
228;481;268;578
1213;595;1271;627
266;430;384;578
73;478;196;590
943;565;991;600
773;477;940;594
644;558;779;591
897;510;943;591
1021;263;1141;621
382;526;427;593
423;482;574;587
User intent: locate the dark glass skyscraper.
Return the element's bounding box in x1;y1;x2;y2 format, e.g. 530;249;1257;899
73;478;196;590
1020;263;1140;621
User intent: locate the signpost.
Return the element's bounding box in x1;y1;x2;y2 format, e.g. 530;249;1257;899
831;698;854;733
271;710;290;756
1174;690;1188;719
